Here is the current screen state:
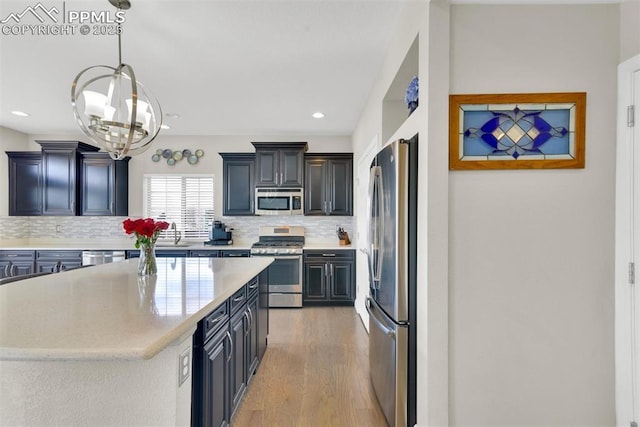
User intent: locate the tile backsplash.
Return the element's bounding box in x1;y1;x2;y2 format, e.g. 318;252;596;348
0;215;355;242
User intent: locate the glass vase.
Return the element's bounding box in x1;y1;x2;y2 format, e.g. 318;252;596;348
138;242;157;276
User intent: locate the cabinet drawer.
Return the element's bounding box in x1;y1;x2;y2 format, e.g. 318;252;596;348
203;302;229;340
221;250;250;258
230;285;248;315
189;250;220;258
0;251;36;261
247;276;259;297
303;250;354;260
36;250;82;261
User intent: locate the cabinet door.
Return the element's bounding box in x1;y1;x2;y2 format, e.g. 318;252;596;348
255;150;278;187
229;311;247;418
257;269;269;361
12;261;35;276
223;157;255;215
246;295;259;380
328;159;353;216
304;159;327;215
303;261;328;301
0;260;35;277
200;328;230;427
36;260;61;273
42;148;77;216
80;153;128;216
0;261;10;279
329;261;355;301
81;157;115;215
280;149;304;187
7;153;42;216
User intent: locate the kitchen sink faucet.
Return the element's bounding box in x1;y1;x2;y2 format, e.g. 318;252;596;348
170;222;182;245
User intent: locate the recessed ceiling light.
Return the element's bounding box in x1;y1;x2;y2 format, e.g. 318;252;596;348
165;113;180;119
11;111;29;117
160;124;171;130
312;112;325;119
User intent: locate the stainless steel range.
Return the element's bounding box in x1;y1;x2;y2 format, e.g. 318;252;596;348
250;226;304;308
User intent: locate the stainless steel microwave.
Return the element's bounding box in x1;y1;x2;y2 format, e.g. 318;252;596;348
255;188;303;215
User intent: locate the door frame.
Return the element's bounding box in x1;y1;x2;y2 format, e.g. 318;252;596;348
615;53;640;427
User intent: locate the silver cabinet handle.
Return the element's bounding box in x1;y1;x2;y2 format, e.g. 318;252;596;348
280;173;283;185
247;307;253;330
225;331;233;364
248;281;258;290
3;264;9;277
244;312;251;337
330;263;334;278
324;263;328;279
322;253;336;257
207;314;226;329
233;295;245;302
10;264;16;277
328;200;332;214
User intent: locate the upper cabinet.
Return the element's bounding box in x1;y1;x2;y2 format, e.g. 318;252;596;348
6;141;129;217
304;154;353;216
252;142;307;188
80;153;129;216
38;141;99;216
220;153;255;216
7;152;42;216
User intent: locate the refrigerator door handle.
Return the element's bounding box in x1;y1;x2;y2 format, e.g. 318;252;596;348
366;297;395;338
368;166;384;287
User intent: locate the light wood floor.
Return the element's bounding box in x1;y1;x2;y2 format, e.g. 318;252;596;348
231;307;388;427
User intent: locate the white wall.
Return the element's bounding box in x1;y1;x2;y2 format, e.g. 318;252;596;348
619;0;640;62
449;4;618;425
0;126;29;216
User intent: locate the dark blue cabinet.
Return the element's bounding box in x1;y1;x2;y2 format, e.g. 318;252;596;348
6;152;42;216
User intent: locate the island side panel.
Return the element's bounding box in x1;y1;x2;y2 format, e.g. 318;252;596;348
0;333;193;427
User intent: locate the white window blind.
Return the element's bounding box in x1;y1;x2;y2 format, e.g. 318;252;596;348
143;174;214;240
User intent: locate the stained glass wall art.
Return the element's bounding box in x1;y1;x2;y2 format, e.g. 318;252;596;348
449;93;586;170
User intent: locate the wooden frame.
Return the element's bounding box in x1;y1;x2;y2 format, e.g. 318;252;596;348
449;92;586;170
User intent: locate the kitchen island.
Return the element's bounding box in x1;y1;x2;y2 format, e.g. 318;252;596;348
0;257;273;426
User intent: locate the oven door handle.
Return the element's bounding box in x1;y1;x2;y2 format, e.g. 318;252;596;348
265;255;301;260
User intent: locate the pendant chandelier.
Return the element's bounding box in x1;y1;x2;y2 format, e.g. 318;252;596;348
71;0;162;160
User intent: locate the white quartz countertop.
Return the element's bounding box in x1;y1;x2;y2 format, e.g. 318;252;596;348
0;257;273;361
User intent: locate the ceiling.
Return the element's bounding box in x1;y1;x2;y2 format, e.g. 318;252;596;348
0;0;406;137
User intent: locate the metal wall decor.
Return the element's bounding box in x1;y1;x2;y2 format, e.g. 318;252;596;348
151;149;204;165
449;92;586;170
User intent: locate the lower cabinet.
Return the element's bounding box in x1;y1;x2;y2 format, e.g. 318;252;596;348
35;251;82;273
0;251;36;279
303;250;355;305
192;276;264;427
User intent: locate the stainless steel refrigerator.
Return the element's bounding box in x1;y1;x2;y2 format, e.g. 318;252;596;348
366;135;417;427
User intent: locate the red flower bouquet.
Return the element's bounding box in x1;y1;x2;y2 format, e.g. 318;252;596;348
123;218;170;248
123;218;170;275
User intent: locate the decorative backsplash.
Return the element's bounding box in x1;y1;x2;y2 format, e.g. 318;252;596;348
0;215;355;242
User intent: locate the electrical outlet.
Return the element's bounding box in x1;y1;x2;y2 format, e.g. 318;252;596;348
178;348;190;387
55;225;62;233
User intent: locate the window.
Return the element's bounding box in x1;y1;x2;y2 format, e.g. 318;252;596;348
143;174;214;240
